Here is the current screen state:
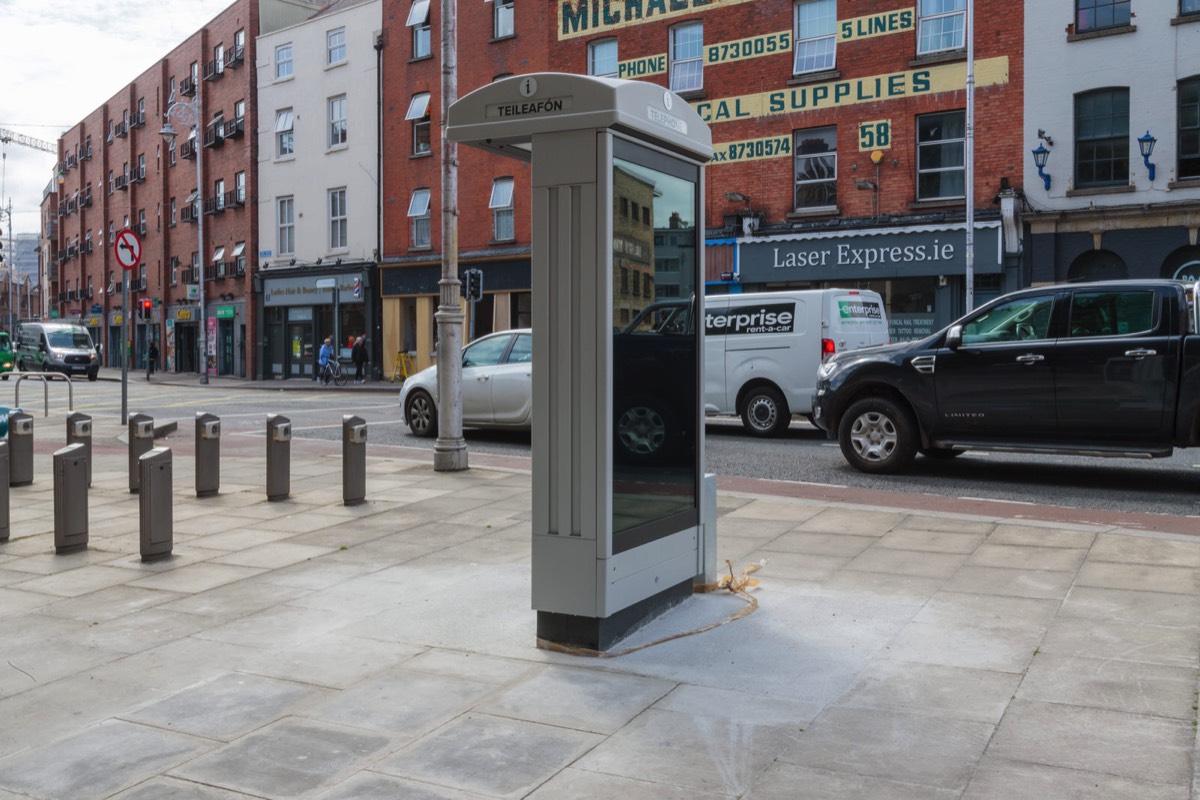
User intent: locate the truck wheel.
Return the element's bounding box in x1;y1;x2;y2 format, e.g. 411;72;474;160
838;397;917;474
740;386;790;437
404;390;438;437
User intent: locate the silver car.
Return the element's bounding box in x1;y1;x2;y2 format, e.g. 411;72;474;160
400;329;533;436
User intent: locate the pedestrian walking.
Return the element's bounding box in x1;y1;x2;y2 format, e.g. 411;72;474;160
146;340;159;380
351;335;368;383
318;337;334;385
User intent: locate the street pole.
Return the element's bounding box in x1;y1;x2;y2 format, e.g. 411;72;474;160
434;0;467;471
161;81;207;383
964;0;976;313
121;266;129;420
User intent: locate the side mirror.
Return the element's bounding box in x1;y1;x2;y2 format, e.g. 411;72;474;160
945;324;963;350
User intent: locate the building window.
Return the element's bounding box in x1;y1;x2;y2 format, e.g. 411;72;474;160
1076;0;1131;33
794;126;837;209
235;29;246;50
916;111;965;199
235;171;246;204
407;92;432;155
494;0;514;39
275;109;294;157
275;43;293;79
917;0;966;55
794;0;836;74
408;0;431;58
490;177;515;241
327;27;346;65
214;43;225;73
215;178;225;210
234;99;245;123
1075;88;1129;188
168;139;176;166
278;196;295;254
191;252;200;284
589;39;618;78
669;22;703;93
328;95;348;147
409;188;432;248
1185;0;1200;15
170;198;177;226
329;188;348;250
1180;78;1200;180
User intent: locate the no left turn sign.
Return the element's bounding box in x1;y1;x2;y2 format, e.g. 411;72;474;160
114;229;142;271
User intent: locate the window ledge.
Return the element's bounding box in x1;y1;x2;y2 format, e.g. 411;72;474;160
273;75;294;84
1067;24;1136;43
409;54;434;64
326;144;349;154
489;238;517;246
409;245;433;252
907;50;966;68
786;206;840;220
1168;178;1200;190
908;198;965;211
324;60;348;71
788;69;841;86
674;89;706;102
1172;14;1200;26
410;151;433;160
490;34;516;44
274;155;296;163
1066;184;1136;197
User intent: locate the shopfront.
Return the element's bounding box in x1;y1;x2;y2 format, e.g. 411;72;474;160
168;303;202;374
261;265;373;380
211;302;246;376
731;222;1015;340
379;258;531;376
106;310;126;369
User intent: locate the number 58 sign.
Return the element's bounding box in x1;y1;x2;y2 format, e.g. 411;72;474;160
858;119;892;151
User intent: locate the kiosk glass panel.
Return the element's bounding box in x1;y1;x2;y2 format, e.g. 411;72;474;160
611;138;700;552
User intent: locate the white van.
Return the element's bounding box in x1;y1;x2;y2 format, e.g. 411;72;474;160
704;289;889;435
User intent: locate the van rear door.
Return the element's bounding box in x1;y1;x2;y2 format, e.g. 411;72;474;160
826;291;889;352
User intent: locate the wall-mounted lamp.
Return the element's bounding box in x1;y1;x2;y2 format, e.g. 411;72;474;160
854;179;878;191
1031;143;1051;191
315;257;323;265
1138;130;1157;181
724;191;749;205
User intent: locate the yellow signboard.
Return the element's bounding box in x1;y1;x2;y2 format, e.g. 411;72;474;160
858;119;892;151
839;8;914;42
559;0;756;40
711;135;792;165
707;31;791;66
177;309;192;321
693;56;1009;125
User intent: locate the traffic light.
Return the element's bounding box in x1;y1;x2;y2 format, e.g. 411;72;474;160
466;269;483;302
141;298;152;319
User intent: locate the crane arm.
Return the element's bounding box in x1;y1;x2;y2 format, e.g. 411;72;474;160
0;128;57;155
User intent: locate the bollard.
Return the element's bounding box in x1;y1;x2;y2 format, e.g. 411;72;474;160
65;412;93;487
266;414;291;501
0;441;8;542
342;415;367;506
8;412;34;487
139;447;173;561
195;412;221;498
53;443;88;554
128;413;154;494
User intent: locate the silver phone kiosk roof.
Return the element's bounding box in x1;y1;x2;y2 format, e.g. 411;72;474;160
446;72;712;162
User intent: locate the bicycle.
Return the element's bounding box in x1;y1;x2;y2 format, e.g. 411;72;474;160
319;360;348;387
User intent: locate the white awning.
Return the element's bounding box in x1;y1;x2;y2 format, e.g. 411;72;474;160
212;246;225;263
231;242;245;257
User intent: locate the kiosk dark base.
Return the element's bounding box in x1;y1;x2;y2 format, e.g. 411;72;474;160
449;74;717;651
537;578;693;651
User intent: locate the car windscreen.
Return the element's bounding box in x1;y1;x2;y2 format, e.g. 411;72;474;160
46;330;92;349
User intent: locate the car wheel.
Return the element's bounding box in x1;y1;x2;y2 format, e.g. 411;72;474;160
740;386;790;436
87;370;98;382
616;398;675;462
838;396;917;474
405;390;438;437
919;446;962;460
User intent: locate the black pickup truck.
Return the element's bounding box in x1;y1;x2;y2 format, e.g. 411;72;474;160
812;280;1200;474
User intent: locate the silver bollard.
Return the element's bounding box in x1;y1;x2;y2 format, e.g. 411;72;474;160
0;441;9;542
342;415;367;506
66;411;93;487
128;413;154;494
266;414;291;502
195;412;221;498
53;443;88;554
8;412;33;487
139;447;173;561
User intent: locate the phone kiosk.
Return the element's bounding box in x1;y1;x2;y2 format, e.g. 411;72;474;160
448;74;715;650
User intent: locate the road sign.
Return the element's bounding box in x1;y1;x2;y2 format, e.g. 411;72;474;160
114;229;142;271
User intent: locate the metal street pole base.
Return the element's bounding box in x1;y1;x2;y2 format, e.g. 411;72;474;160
433;438;469;471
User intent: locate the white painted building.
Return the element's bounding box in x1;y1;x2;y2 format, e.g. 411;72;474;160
1023;2;1200;283
256;0;382;379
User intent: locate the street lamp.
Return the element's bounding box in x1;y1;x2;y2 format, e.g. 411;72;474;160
160;88;208;384
1031;143;1051;191
1138;130;1157;182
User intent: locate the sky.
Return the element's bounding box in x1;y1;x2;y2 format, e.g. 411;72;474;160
2;0;233;236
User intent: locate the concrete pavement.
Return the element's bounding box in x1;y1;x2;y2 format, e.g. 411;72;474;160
0;413;1197;798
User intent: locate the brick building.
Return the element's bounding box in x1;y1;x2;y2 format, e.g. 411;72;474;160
52;0;321;378
379;0;1024;359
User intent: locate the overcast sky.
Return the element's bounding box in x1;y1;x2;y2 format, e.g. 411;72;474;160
2;0;232;235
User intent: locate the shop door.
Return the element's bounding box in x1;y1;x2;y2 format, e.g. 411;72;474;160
219;320;234;375
108;327;123;368
176;324;197;373
287;322;314;378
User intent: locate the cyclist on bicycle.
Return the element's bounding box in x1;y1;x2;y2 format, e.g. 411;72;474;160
318;337;334;385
